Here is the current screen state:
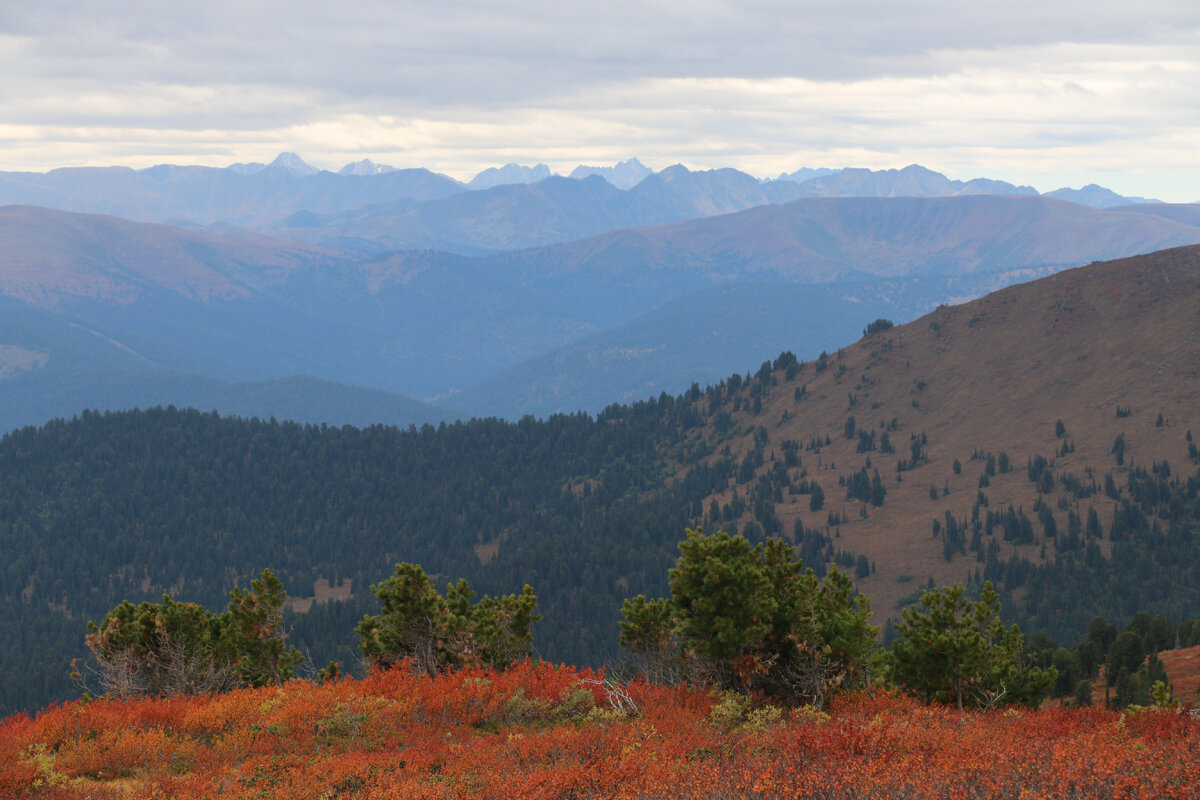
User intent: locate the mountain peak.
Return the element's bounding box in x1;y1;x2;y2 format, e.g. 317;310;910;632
267;152;319;176
569;158;654;190
338;159;395;176
656;163;692;181
1046;184;1159;209
468;163;553;190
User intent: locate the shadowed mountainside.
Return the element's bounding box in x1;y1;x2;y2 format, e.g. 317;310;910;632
4;198;1199;427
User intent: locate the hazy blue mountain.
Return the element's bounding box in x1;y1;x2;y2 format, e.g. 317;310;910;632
630;164;804;218
494;195;1200;284
786;165;1165;208
0;204;353;305
448;282;895;418
5;196;1199;424
266;152;320;176
0;367;455;433
1045;184;1159;208
326;194;1200;399
338;159;397;176
0;287;454;432
270;165;807;254
773;167;841;184
569;158;654;189
1111;203;1200;226
0;156;466;226
791;164;1038;199
468;163;553;189
270;174;638;253
0;155;1159;247
227;161;267;175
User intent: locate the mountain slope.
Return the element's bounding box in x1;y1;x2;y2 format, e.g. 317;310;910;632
1046;184;1158;208
5;198;1200;420
690;244;1200;625
269;166;807;254
1;246;1198;716
0;205;351;306
449;282;897;418
499;195;1200;283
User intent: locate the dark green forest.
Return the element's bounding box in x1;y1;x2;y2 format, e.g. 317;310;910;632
3;358;1200;715
0;397;711;714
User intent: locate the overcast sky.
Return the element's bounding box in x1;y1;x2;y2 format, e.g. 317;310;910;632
1;1;1198;200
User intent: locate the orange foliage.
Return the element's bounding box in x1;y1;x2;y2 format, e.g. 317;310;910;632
2;662;1198;799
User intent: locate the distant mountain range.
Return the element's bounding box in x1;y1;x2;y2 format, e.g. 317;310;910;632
3;193;1200;431
1;151;1192;434
0;155;1168;236
270;166;809;254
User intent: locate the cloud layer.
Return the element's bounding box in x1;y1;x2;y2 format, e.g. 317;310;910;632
2;1;1198;199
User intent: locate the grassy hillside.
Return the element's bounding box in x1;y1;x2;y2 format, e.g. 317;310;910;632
696;244;1199;625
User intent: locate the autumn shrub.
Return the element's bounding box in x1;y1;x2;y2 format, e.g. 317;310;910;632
2;663;1199;800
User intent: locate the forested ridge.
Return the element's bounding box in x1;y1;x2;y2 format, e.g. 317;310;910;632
3;246;1200;716
3;399;1200;714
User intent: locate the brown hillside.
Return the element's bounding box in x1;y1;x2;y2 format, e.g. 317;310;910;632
1072;645;1200;707
1162;645;1200;703
690;244;1200;627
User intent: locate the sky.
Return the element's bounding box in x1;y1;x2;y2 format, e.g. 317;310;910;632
1;1;1198;201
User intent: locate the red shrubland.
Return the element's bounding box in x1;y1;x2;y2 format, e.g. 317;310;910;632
2;662;1197;799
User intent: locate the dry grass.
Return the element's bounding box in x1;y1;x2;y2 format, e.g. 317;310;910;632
692;245;1200;626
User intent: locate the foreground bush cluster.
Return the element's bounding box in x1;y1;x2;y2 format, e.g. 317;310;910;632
3;662;1197;799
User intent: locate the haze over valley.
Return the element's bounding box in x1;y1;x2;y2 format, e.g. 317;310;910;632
2;157;1198;431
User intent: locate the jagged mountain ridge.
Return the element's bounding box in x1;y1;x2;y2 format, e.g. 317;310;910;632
0;157;1168;245
786;164;1039;199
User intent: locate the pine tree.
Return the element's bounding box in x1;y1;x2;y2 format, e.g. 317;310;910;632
885;582;1055;710
632;529;876;707
225;569;303;687
670;529;777;686
356;563;539;676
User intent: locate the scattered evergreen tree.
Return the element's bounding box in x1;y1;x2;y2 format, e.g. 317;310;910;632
628;529;876;707
356;563;538;676
809;483;826;511
618;595;677;682
885;582;1055;710
83;569;300;698
863;319;894;337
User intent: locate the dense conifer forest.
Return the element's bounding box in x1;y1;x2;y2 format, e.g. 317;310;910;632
0;398;706;712
3;341;1200;715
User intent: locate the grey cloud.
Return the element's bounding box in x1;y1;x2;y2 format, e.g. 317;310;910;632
5;0;1199;117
